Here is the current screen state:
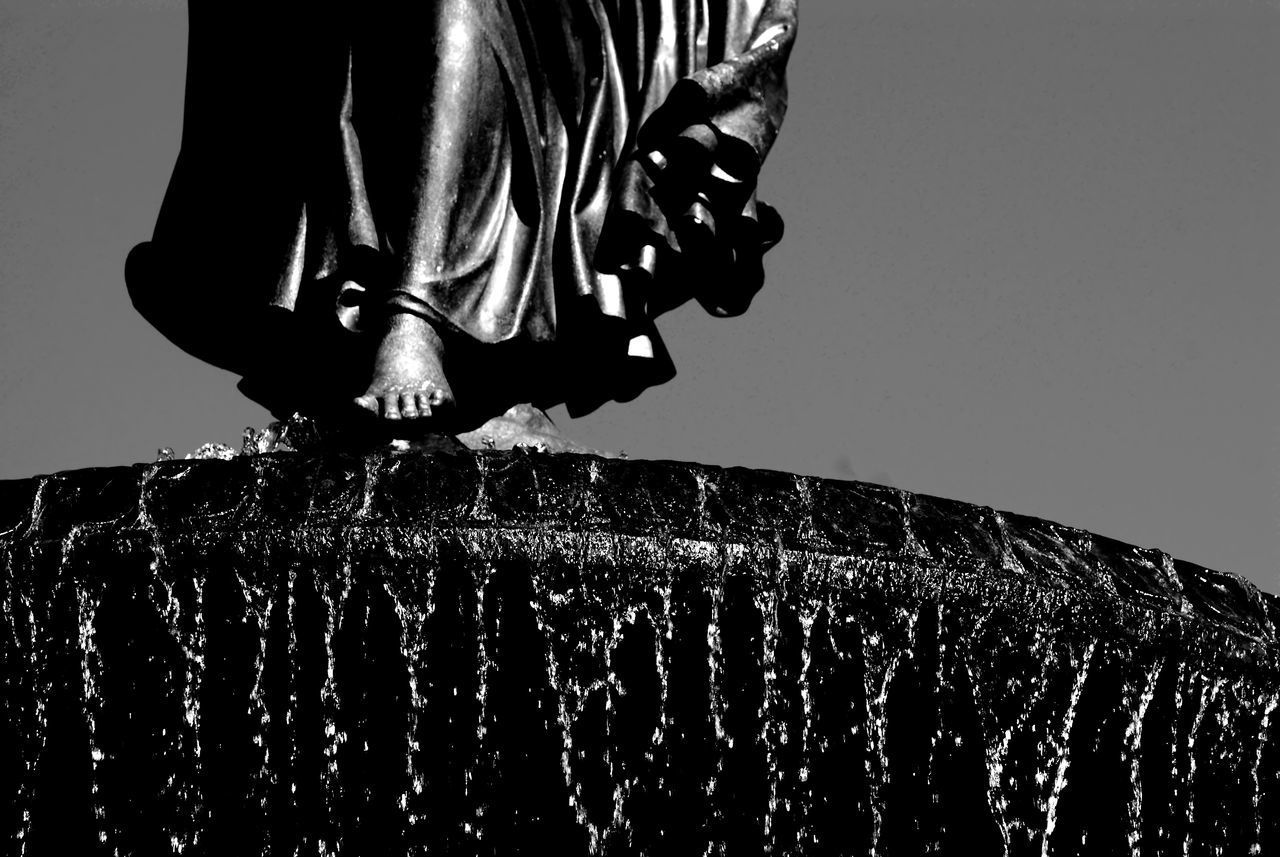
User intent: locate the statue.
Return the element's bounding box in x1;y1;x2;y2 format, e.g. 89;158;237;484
127;0;798;432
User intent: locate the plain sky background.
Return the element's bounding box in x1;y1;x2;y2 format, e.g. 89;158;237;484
1;0;1276;592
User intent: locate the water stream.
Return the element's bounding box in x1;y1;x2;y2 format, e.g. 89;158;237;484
0;451;1276;855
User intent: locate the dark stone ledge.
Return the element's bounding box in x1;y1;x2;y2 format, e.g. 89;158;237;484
1;449;1276;856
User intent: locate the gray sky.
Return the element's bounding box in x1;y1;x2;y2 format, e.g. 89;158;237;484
1;0;1277;592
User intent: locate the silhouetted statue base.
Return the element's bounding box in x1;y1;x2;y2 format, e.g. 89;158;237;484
237;403;610;459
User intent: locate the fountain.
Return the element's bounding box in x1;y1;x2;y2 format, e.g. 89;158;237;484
1;448;1275;856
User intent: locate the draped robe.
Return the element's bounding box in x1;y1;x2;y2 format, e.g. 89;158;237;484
127;0;798;415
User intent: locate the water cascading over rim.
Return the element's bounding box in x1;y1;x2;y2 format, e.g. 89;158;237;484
1;448;1277;856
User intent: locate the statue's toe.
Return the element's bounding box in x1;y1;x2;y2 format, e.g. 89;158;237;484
399;391;420;420
354;394;378;414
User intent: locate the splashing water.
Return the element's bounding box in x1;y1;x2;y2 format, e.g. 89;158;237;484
0;449;1276;855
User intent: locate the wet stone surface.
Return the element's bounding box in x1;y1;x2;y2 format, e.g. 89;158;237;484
0;449;1277;856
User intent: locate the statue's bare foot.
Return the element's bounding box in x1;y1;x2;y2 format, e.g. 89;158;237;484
354;313;456;423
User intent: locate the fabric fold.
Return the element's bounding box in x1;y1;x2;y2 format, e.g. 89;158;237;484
127;0;798;416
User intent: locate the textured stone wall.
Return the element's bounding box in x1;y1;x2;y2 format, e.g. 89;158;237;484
1;449;1277;856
